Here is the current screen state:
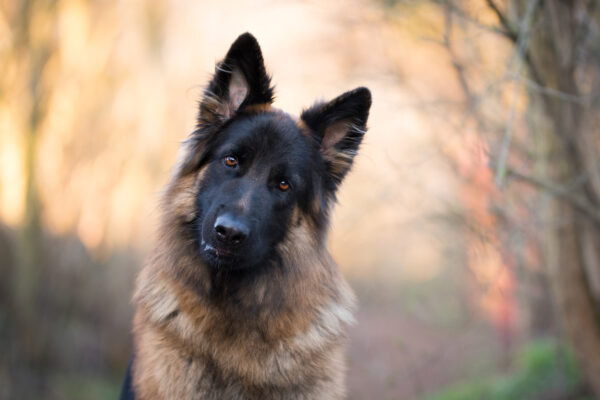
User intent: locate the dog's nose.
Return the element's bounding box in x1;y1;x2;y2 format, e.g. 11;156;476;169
214;214;249;245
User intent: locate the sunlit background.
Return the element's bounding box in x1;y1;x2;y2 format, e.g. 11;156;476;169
2;0;600;399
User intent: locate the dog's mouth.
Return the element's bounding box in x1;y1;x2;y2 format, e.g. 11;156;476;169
199;237;245;269
203;242;235;259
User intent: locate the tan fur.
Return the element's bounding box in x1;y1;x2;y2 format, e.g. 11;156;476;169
243;103;273;114
296;119;312;139
131;159;356;399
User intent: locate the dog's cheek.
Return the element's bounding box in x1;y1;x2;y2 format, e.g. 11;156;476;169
164;167;208;224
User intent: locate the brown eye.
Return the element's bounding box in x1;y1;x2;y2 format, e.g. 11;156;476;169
279;180;290;191
224;155;238;167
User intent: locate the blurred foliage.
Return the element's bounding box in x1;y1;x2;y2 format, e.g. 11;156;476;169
426;340;590;400
52;374;122;400
0;225;135;399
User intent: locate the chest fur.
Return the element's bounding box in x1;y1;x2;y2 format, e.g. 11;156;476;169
131;269;354;400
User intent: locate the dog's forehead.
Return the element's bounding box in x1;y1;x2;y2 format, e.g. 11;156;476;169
223;112;311;159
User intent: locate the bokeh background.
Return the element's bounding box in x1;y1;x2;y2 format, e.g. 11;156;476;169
2;0;600;399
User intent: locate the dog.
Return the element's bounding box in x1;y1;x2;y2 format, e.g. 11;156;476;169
121;32;371;400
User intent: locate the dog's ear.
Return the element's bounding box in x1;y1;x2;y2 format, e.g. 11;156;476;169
198;32;274;125
178;33;274;176
301;87;371;187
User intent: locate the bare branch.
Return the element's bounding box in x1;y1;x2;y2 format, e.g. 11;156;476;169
511;74;591;105
447;3;515;39
442;3;475;108
485;0;518;41
495;0;541;188
485;0;543;84
507;167;600;224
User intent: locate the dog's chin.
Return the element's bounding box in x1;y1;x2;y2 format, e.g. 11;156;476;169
200;242;253;270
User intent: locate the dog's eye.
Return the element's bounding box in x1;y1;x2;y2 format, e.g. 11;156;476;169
224;155;238;167
278;180;290;191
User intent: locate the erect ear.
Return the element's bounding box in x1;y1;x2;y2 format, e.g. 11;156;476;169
301;87;371;187
176;33;274;177
198;32;274;126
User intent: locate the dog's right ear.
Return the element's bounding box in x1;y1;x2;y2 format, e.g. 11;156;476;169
178;33;274;176
301;87;371;190
199;32;274;126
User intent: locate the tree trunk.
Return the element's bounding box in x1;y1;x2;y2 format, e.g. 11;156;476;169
544;198;600;395
11;0;54;365
528;0;600;395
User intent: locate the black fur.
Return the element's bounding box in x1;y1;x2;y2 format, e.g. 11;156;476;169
209;32;274;109
195;111;319;270
119;356;135;400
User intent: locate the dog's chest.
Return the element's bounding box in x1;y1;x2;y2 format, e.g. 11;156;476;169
134;301;351;400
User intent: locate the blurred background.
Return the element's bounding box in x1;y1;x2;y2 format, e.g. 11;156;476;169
2;0;600;399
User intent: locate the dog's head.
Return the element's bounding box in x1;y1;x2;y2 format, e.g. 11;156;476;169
165;33;371;272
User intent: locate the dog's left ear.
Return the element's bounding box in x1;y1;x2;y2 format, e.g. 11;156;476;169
301;87;371;187
178;33;274;176
199;32;274;125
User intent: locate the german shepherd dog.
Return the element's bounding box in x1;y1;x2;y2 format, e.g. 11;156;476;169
121;33;371;400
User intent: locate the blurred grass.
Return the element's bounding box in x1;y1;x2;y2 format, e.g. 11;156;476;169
426;339;590;400
52;374;121;400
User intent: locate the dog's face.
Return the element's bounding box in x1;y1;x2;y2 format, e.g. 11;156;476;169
196;112;317;269
174;33;371;271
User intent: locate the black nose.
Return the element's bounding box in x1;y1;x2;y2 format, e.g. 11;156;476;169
214;214;249;245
